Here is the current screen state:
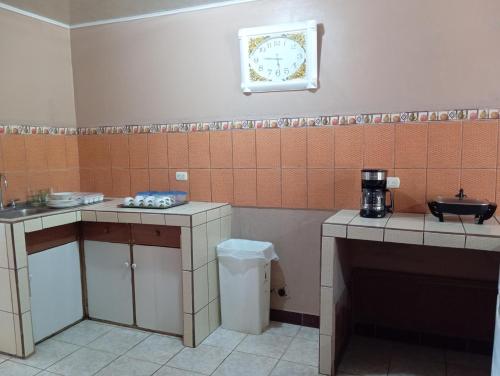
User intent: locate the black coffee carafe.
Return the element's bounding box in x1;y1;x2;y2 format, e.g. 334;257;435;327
360;169;393;218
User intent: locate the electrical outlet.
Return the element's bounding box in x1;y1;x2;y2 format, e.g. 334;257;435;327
176;171;188;181
387;177;400;189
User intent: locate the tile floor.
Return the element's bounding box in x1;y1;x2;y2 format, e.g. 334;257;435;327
0;320;320;376
337;335;493;376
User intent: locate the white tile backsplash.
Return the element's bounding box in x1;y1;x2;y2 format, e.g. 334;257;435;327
208;298;221;333
0;311;17;355
23;218;42;233
0;268;12;312
181;227;192;271
12;223;27;269
207;219;221;262
192;224;208;270
193;265;208;313
207;260;219;302
194;305;210;346
320;237;334;287
220;215;231;240
42;212;77;228
182;271;193;314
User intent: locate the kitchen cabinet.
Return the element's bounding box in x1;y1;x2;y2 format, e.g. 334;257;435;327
84;240;134;325
28;241;83;343
82;222;182;332
134;245;182;334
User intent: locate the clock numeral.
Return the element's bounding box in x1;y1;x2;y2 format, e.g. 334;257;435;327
297;53;303;60
292;62;297;69
267;42;272;48
276;70;281;77
284;68;289;75
267;69;273;76
259;47;266;53
274;40;280;47
258;65;263;72
253;57;259;64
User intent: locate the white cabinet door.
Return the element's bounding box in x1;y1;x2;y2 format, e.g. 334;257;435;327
84;241;133;325
28;241;83;343
134;245;182;334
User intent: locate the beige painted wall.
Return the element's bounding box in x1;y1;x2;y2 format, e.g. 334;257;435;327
70;0;500;127
0;8;76;127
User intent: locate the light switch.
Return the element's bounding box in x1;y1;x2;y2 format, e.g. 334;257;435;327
176;171;188;181
387;177;400;189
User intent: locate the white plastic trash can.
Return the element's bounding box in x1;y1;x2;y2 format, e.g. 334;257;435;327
216;239;278;334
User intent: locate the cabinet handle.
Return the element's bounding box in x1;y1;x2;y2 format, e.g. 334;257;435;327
131;263;137;270
124;261;130;268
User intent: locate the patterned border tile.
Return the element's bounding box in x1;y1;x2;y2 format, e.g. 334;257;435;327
0;108;498;135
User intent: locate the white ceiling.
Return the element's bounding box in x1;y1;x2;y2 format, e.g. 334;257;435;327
0;0;256;27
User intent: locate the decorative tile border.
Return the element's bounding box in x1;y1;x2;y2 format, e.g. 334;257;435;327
0;125;78;135
0;108;498;135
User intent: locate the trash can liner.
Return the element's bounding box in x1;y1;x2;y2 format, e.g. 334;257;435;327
216;239;277;334
216;239;279;262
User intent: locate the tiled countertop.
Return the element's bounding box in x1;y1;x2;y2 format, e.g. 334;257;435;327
0;199;229;222
323;210;500;251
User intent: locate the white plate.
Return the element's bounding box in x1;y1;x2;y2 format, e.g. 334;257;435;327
49;192;75;200
47;200;81;208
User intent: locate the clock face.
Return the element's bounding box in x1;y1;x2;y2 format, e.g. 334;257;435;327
248;35;306;82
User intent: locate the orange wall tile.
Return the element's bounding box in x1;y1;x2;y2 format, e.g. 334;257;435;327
426;169;460;202
189;169;212;201
188;132;210;169
1;119;500;212
256;129;281;168
364;124;395;169
109;134;130;169
334;126;363;168
149;168;170;191
148;133;169;169
211;169;234;203
334;169;360;209
307;169;334;209
395;123;428;168
210;131;233;168
257;169;281;208
25;135;48;171
46;136;67;169
129;134;148;169
462;120;497;169
394;169;427;213
112;168;131;197
428;122;462;168
307;127;333;169
168;133;189;168
232;130;256;168
2;135;26;171
281;128;307;168
130;168;149;194
282;169;307;209
234;169;257;206
460;169;496;202
65;136;80;169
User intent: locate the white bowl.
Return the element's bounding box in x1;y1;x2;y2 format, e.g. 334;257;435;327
49;192;74;200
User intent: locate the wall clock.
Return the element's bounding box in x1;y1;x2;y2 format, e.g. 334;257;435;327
238;20;318;93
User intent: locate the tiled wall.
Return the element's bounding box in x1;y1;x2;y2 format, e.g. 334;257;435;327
77;119;500;213
0;135;80;202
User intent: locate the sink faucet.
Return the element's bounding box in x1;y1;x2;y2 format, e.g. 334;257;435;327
0;174;7;210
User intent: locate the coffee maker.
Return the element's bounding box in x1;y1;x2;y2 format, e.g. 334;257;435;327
360;169;393;218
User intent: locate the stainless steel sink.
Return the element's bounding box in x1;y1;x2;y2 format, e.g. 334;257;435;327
0;206;54;219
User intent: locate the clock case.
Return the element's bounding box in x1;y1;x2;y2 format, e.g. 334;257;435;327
238;20;318;93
